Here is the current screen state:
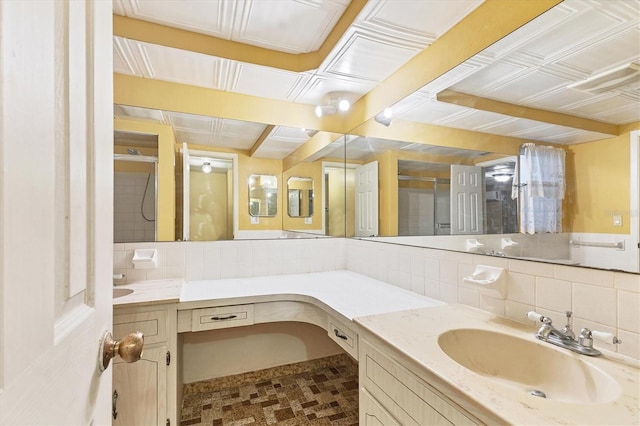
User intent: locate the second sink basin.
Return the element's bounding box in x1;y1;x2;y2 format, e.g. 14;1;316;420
438;328;621;404
113;288;134;299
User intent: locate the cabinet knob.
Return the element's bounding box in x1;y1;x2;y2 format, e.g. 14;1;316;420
99;330;144;372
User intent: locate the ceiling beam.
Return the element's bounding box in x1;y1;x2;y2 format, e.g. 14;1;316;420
249;125;275;157
114;73;347;132
437;89;619;135
112;0;367;73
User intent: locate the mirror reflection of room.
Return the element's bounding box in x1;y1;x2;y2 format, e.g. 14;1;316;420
113;131;158;243
249;174;278;217
287;177;313;218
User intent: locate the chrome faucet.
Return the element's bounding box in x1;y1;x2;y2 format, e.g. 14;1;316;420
526;310;621;357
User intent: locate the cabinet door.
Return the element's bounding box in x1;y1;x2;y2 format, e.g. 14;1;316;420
360;388;400;426
113;345;167;426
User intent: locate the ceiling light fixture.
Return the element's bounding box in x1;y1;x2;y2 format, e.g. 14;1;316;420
374;108;393;127
201;162;212;174
492;173;513;182
567;62;640;94
315;92;353;118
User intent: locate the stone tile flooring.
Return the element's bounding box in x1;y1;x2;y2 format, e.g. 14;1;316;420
180;354;359;426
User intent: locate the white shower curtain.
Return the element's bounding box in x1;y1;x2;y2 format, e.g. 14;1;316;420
518;144;566;234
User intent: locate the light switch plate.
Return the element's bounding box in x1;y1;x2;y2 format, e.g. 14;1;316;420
613;215;622;227
304;217;312;224
251;216;259;224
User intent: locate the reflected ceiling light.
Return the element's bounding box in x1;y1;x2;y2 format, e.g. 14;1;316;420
201;162;212;174
492;173;512;182
374;108;393;127
568;62;640;94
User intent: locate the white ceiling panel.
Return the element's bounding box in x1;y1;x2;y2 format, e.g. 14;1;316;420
174;130;213;146
394;98;462;124
474;70;573;104
321;27;422;82
136;41;226;88
116;0;234;38
230;63;309;101
232;0;349;54
269;126;309;143
451;61;529;95
358;0;484;44
294;72;374;105
166;111;214;132
114;104;166;122
113;37;143;75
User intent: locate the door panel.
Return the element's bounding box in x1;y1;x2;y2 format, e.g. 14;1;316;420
355;161;379;237
450;165;484;235
0;1;113;423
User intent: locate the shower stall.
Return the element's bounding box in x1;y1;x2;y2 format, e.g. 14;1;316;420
113;145;158;243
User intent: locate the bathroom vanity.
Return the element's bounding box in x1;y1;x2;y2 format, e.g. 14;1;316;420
112;272;640;426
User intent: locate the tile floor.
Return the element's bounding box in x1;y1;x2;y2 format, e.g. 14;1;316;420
180;354;359;426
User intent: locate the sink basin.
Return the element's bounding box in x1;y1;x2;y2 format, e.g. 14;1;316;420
113;288;134;299
438;328;621;404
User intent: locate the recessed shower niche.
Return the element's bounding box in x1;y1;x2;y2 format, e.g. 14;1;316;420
114;131;158;243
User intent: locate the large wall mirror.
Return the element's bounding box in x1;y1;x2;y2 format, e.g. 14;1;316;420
114;105;348;242
344;1;639;273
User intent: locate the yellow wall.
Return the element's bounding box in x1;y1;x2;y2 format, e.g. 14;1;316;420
283;161;323;232
567;129;635;234
114;119;176;241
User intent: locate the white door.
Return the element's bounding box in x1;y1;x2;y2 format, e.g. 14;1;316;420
450;165;484;235
0;1;114;424
355;161;379;237
182;142;191;241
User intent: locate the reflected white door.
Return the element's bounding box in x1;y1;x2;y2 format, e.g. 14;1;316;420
182;142;192;240
450;165;484;235
355;161;379;237
0;1;113;424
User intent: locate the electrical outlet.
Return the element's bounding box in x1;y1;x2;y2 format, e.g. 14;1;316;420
304;217;312;225
251;216;259;224
613;215;622;227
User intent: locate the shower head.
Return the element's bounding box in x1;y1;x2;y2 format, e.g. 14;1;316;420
127;148;142;155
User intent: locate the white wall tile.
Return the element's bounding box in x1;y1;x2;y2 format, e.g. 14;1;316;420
439;283;458;304
618;290;640;333
439;260;458;285
505;300;534;324
536;277;572;312
479;295;505;316
458;287;479;308
554;264;614;288
616;329;640;359
508;258;554;277
507;271;535;305
614;272;640;293
573;283;616;327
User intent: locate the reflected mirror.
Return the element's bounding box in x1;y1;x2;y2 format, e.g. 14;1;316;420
249;174;278;217
113;131;158;243
287;177;314;218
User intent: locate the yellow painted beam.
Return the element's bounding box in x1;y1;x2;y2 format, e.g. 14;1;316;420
249;125;275;157
112;0;367;73
283;131;343;171
437;89;619;135
344;0;562;132
350;118;529;156
114;73;345;132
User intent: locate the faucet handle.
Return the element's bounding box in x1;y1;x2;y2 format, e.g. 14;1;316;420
527;311;552;324
591;330;622;345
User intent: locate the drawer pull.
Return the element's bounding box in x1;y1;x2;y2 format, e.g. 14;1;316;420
211;315;238;321
334;329;348;340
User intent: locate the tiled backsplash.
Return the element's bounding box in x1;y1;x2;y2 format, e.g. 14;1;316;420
345;238;640;360
114;237;639;360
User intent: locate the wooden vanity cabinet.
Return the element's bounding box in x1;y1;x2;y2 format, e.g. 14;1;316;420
359;331;480;426
113;304;178;426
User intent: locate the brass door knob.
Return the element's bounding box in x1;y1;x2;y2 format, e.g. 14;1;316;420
99;330;144;372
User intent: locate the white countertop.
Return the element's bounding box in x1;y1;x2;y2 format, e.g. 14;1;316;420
179;270;445;320
113;278;183;306
355;304;640;426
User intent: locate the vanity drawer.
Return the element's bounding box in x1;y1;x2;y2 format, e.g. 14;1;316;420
114;310;167;345
191;304;255;331
360;338;477;426
328;315;358;359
